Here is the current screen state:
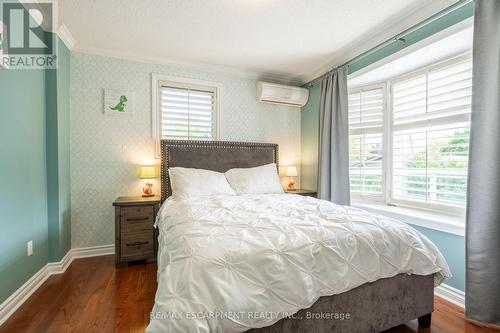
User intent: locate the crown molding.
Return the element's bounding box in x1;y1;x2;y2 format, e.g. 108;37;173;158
303;0;457;83
71;45;305;85
57;23;75;50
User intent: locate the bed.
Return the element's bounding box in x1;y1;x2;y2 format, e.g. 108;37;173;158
147;140;451;333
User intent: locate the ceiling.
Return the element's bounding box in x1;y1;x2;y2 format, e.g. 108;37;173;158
58;0;457;83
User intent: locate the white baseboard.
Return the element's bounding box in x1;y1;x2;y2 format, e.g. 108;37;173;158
71;244;115;259
0;244;114;326
0;262;52;327
435;283;465;308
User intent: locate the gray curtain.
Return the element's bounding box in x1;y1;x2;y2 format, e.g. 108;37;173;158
465;0;500;326
317;66;350;205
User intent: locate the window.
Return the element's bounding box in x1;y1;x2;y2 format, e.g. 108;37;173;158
348;53;472;212
153;75;220;156
348;86;384;199
391;54;471;209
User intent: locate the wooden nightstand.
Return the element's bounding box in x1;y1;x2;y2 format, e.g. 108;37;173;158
113;196;161;266
286;189;318;198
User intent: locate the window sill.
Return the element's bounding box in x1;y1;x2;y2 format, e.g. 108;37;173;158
352;202;465;236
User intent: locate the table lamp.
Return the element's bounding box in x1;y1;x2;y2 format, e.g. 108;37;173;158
140;165;157;197
286;166;297;191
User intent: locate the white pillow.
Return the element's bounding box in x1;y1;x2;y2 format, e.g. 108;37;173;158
169;167;235;199
225;163;284;194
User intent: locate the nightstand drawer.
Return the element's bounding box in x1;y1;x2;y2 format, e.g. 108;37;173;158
121;206;153;219
120;206;153;232
121;217;152;234
121;232;153;260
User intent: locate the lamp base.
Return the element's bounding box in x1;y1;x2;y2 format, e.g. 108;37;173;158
142;182;154;197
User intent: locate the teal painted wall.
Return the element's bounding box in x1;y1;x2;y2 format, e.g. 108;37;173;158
0;68;50;303
411;225;465;291
0;26;70;303
46;55;59;261
300;3;472;291
300;83;320;191
46;38;71;261
56;40;71;259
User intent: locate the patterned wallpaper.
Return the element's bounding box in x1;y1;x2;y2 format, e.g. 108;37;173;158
70;52;301;247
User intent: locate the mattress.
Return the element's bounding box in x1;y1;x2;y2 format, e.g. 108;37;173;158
147;194;450;332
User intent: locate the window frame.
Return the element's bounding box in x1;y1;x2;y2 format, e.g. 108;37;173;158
349;52;472;217
152;74;222;158
348;83;387;203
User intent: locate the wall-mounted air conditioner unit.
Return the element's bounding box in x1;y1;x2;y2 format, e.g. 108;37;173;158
257;82;309;107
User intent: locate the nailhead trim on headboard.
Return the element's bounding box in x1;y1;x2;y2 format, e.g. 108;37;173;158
160;140;279;203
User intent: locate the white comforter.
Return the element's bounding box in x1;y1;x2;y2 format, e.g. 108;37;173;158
147;194;450;333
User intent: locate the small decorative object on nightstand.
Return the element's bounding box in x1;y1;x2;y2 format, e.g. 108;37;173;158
286;189;317;198
140;165;157;197
113;196;160;266
285;166;297;191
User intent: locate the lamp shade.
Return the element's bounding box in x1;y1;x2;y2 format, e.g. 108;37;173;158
140;165;157;179
286;166;297;177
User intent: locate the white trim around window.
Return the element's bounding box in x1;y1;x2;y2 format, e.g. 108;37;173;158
353;201;465;236
152;74;223;157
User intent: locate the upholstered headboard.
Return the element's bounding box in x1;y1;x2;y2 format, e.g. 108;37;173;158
160;140;279;202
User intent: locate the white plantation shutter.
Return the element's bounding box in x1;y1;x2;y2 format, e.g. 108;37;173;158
159;81;217;140
391;53;472;208
348;86;384;197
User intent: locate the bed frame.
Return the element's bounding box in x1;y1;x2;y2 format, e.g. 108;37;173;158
160;139;434;332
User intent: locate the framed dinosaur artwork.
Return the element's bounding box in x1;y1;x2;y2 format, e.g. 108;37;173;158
103;88;134;116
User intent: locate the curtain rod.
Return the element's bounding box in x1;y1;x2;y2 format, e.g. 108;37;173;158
307;0;472;87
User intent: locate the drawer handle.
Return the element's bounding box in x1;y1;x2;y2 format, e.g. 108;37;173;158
126;217;149;222
126;241;149;247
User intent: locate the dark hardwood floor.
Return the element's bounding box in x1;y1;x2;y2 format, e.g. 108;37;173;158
0;255;495;333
